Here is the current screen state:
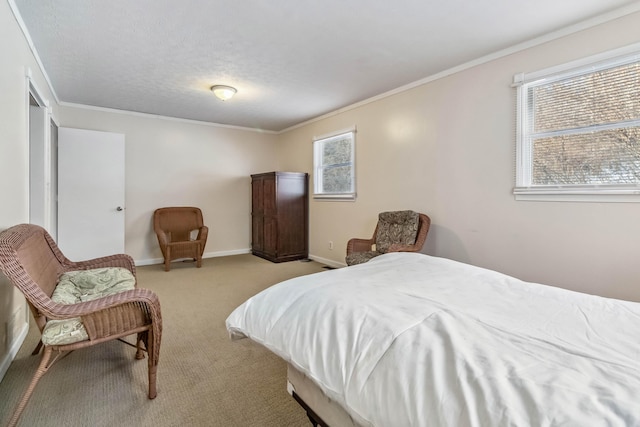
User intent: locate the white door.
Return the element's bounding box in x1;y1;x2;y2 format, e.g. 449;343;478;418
58;128;125;261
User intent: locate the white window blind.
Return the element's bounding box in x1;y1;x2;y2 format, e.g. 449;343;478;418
514;45;640;201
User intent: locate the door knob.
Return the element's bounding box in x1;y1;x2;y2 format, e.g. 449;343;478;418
116;206;123;211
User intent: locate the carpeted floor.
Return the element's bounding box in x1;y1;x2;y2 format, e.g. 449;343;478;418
0;254;327;426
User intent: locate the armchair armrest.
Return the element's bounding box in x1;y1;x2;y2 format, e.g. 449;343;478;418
155;229;170;246
79;288;162;341
197;225;209;244
41;288;158;320
41;288;162;342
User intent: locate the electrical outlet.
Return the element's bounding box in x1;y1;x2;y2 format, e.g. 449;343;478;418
329;241;334;250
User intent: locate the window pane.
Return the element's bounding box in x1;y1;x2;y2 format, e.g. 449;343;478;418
322;137;352;166
313;130;355;198
532;126;640;184
533;62;640;133
322;165;353;193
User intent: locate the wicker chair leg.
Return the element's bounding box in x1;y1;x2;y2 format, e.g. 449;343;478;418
135;332;145;360
147;331;158;399
31;340;43;355
196;242;202;268
148;363;158;399
8;346;54;427
164;247;171;272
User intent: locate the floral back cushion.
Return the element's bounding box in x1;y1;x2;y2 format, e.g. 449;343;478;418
375;210;419;254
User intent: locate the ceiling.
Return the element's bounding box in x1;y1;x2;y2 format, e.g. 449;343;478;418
11;0;640;132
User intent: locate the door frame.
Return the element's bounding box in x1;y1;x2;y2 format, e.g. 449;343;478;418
27;69;58;238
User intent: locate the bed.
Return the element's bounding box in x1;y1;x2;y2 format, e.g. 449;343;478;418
225;252;640;426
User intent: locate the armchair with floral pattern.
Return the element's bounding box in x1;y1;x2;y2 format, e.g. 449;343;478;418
345;210;431;266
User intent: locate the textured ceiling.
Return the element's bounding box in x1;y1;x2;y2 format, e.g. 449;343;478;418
11;0;640;132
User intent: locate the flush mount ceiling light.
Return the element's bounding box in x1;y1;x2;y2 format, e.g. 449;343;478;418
211;85;237;101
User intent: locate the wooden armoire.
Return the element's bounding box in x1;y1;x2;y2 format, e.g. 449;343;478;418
251;172;308;263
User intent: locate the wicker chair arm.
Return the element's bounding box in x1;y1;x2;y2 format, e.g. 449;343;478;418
155;229;170;246
65;253;136;276
347;238;375;255
39;288;159;321
197;225;209;243
80;288;162;343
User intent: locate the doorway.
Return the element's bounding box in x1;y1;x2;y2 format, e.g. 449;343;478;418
28;80;58;239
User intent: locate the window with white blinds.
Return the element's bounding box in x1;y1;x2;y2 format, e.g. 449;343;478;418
514;46;640;201
313;129;356;200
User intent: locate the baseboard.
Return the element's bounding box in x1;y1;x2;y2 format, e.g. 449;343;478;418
309;255;346;269
0;320;29;383
135;249;345;269
135;248;252;266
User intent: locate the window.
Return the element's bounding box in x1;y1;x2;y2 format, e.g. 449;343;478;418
514;46;640;201
313;129;356;200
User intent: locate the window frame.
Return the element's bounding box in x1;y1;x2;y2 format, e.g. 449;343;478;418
313;128;356;200
514;43;640;202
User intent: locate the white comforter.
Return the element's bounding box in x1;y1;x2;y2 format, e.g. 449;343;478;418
226;253;640;426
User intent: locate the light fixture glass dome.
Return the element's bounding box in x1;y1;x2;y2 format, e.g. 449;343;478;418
211;85;237;101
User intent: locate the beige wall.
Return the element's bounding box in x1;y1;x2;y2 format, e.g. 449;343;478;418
278;11;640;302
58;106;279;263
2;0;640;380
0;0;59;377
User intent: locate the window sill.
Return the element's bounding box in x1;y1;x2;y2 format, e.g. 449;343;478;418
514;186;640;202
313;193;356;201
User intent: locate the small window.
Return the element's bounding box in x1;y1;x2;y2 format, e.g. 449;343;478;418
514;47;640;201
313;130;356;200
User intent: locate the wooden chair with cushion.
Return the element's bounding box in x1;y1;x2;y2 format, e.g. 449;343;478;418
153;207;208;272
346;210;431;266
0;224;162;427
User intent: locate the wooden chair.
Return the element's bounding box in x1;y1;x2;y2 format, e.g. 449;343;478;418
346;211;431;266
153;207;208;271
0;224;162;427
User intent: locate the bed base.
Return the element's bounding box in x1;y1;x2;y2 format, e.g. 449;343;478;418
291;390;329;427
286;364;363;427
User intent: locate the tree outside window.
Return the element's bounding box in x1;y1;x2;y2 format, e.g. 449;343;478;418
515;49;640;201
313;131;356;200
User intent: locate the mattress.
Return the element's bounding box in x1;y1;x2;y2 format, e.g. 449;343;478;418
226;252;640;426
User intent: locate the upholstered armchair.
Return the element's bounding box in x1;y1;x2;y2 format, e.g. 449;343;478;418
0;224;162;427
346;210;431;266
153;207;208;272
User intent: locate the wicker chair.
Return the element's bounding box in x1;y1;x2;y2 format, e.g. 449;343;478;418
346;211;431;266
153;207;208;272
0;224;162;427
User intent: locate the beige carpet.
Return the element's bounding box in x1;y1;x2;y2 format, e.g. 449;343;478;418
0;254;328;427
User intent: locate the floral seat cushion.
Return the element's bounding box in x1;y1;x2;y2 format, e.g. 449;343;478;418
345;250;382;266
41;267;136;346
